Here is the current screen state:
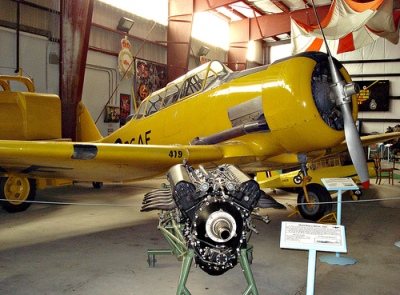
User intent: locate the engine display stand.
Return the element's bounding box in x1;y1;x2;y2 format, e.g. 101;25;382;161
173;246;259;295
147;211;259;295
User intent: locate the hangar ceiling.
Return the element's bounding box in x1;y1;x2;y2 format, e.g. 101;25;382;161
168;0;334;80
168;0;400;79
196;0;400;41
198;0;332;42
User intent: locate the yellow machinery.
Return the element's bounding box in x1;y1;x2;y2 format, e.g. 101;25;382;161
0;69;61;140
0;70;71;212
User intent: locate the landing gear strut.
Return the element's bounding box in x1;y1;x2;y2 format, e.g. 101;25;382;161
294;156;333;221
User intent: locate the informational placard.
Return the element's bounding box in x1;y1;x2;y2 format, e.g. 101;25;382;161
280;221;347;253
321;178;358;191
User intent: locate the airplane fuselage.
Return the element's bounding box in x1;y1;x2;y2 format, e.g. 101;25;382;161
102;52;356;172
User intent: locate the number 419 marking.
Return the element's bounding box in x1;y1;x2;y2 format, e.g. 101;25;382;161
169;150;183;158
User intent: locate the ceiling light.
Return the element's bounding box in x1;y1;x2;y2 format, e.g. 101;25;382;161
198;45;210;57
117;17;134;33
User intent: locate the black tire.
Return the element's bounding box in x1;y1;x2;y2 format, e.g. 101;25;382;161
1;177;36;213
350;189;362;201
92;182;103;189
297;183;332;221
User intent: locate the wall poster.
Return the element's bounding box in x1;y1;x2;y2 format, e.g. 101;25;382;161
356;80;389;112
135;59;167;109
104;106;120;123
120;93;131;126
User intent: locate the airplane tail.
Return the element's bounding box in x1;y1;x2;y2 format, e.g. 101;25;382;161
76;101;103;142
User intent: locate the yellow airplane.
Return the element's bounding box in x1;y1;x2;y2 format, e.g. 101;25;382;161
0;52;399;216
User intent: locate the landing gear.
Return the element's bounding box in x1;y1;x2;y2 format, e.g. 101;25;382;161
350;189;362;200
297;183;332;221
0;177;36;213
92;182;103;189
295;154;333;221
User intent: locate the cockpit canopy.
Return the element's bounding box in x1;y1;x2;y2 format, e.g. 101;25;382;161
134;60;231;119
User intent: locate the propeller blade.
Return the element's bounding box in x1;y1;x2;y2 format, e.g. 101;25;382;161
328;58;370;189
310;0;370;189
341;103;370;188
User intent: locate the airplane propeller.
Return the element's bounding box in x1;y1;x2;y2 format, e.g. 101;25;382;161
328;58;370;189
311;0;370;189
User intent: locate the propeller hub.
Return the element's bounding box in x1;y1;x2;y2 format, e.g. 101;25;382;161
344;82;360;98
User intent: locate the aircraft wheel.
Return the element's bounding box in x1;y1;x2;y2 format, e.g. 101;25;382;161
297;183;332;221
350;189;362;201
92;182;103;189
1;177;36;213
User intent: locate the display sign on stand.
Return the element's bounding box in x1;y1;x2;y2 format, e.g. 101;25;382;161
319;178;359;266
280;221;347;295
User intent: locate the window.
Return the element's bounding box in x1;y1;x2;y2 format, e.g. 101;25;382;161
133;61;232;118
135;100;147;119
179;73;204;99
162;82;183;108
145;94;163;116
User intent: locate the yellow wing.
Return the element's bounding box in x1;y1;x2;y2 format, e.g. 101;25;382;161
327;132;400;156
0;140;229;182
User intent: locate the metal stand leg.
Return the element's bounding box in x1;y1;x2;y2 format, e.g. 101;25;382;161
238;246;259;295
147;249;173;267
176;249;194;295
149;212;260;295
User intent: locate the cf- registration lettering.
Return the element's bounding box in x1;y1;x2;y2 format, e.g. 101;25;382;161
115;130;151;144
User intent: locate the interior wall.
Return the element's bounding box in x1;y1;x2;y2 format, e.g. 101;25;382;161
91;1;167;64
0;27;59;94
82;50;134;136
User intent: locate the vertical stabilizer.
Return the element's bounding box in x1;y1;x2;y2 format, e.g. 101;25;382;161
76;101;103;142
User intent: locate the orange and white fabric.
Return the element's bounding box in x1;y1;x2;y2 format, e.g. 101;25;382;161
291;0;399;54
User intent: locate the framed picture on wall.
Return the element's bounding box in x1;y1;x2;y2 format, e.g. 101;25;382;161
104;106;120;123
356;80;389;112
120;93;131;126
135;59;168;109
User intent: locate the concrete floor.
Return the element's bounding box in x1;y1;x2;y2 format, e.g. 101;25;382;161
0;167;399;295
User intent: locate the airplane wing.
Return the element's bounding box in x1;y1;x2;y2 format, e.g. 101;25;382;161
327;132;400;156
1;132;398;183
0;139;256;183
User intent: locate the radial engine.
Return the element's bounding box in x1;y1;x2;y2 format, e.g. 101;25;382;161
141;163;266;275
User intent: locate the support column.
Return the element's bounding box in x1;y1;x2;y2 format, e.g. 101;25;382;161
228;18;250;71
60;0;94;140
167;0;194;82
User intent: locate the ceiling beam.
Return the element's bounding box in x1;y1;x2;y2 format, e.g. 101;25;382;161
249;5;330;39
270;0;291;13
227;4;330;70
194;0;241;12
